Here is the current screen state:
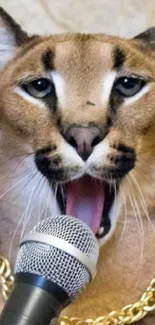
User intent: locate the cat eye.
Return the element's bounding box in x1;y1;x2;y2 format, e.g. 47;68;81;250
114;77;146;97
21;78;54;98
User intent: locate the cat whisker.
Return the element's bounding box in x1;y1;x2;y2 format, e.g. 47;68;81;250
60;183;65;211
20;174;44;241
43;191;50;220
39;178;51;220
8;173;43;261
116;184;128;247
0;152;34;167
8;207;27;263
12;154;34;176
37;176;46;223
131;193;144;286
37;178;47;224
130;171;155;232
134;165;155;191
44;185;53;220
12;169;38;203
127;176;144;285
53;183;58;216
0;170;36;201
128;192;144;283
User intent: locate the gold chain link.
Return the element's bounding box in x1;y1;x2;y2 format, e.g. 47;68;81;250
0;255;154;324
0;256;14;301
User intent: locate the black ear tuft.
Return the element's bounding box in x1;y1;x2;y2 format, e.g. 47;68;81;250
0;7;29;46
0;7;28;46
0;7;38;69
134;27;155;44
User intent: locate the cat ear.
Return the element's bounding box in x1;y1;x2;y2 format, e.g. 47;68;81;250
133;27;155;49
0;7;37;69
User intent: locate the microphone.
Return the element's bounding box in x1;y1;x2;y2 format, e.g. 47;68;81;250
0;215;99;325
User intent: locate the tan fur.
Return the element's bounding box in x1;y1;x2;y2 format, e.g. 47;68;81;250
0;10;155;324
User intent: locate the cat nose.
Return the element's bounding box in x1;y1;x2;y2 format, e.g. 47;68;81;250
64;126;103;161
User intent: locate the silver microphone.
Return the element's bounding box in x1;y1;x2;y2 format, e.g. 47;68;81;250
0;215;99;325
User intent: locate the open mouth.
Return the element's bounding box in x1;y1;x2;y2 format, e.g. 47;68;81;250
56;175;119;238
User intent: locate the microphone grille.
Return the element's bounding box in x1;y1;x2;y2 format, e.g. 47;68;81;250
15;215;99;300
32;215;98;258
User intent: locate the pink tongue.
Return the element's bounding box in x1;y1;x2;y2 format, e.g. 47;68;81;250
66;176;105;234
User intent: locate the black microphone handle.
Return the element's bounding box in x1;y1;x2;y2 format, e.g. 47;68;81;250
0;274;71;325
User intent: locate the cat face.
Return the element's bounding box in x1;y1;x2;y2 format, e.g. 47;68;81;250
1;7;155;243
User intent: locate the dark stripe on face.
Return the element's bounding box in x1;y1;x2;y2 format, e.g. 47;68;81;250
113;47;126;70
109;86;124;113
43;84;57;112
108;47;126;113
42;49;55;70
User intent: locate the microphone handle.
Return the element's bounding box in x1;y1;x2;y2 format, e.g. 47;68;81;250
0;282;62;325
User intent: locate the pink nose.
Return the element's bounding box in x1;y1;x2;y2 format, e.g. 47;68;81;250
64;126;103;161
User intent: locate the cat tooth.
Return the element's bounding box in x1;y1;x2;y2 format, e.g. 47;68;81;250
97;226;104;236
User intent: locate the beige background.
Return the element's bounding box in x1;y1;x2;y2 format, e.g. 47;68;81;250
1;0;155;38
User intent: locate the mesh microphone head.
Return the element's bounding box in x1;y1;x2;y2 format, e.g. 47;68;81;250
15;215;99;300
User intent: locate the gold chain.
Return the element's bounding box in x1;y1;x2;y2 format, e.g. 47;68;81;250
0;255;155;324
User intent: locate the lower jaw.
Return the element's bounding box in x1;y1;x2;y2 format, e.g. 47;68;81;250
55;176;120;239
